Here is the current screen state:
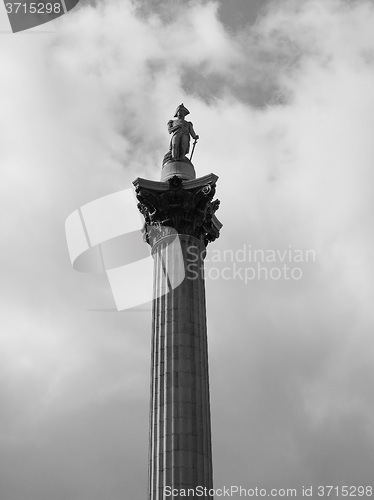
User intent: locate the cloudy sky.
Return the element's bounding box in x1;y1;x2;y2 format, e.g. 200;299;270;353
1;0;374;498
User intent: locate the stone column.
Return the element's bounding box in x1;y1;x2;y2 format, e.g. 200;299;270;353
133;173;222;500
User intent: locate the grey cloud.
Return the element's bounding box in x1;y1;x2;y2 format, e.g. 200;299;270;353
1;0;374;498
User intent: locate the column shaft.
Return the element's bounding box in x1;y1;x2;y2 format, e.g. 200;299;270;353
149;235;213;500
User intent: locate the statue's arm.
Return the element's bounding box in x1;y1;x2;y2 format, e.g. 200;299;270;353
188;122;199;140
167;120;174;134
168;120;182;134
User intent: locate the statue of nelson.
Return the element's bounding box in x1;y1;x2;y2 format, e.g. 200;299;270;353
167;103;199;161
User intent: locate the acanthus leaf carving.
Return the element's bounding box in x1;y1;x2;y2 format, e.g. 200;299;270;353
135;176;221;247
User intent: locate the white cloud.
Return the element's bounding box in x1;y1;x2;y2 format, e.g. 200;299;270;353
1;0;374;497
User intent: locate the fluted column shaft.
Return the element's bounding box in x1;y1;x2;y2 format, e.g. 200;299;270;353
149;235;213;500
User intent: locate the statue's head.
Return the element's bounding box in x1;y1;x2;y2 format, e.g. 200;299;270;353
174;103;190;118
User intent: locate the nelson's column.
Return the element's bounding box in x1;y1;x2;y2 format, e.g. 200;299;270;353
133;104;222;499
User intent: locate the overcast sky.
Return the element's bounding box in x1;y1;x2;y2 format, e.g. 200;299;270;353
1;0;374;498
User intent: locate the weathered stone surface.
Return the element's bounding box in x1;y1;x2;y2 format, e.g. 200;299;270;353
134;173;221;500
161;161;196;182
147;235;214;499
133;174;222;248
